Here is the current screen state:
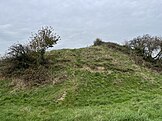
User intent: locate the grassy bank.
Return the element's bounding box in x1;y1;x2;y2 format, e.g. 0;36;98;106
1;45;162;120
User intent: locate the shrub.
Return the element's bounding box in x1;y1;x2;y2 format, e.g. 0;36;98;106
125;34;162;71
126;34;162;61
29;26;60;65
0;26;60;86
93;38;104;46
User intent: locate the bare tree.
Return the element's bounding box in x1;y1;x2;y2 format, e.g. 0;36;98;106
126;34;162;62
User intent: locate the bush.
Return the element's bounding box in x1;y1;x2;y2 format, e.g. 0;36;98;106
29;26;60;65
0;26;60;86
125;34;162;71
93;38;104;46
125;34;162;62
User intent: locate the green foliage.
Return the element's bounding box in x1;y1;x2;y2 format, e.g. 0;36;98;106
29;26;60;65
2;34;162;120
0;45;162;120
0;26;60;85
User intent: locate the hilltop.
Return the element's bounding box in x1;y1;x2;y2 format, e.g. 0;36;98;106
0;43;162;121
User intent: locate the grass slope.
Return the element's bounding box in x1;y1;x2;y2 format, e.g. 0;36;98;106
1;45;162;121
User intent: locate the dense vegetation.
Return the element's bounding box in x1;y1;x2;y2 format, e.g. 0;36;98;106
1;34;162;120
0;26;60;86
125;35;162;72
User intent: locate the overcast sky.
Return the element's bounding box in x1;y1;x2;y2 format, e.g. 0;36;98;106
0;0;162;55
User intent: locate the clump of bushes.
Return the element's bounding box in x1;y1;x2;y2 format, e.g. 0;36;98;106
0;26;60;86
125;34;162;71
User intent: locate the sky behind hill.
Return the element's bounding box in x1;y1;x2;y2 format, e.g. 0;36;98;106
0;0;162;55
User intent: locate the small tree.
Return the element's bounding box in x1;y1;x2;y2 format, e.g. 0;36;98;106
29;26;60;65
126;34;162;62
0;26;60;85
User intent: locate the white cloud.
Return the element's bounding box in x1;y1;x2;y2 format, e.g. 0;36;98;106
0;0;162;55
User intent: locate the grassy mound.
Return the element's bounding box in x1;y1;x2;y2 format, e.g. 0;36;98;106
1;45;162;120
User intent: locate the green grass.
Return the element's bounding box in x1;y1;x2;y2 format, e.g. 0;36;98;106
1;45;162;120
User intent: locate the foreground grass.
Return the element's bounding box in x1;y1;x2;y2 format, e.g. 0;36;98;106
1;45;162;120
